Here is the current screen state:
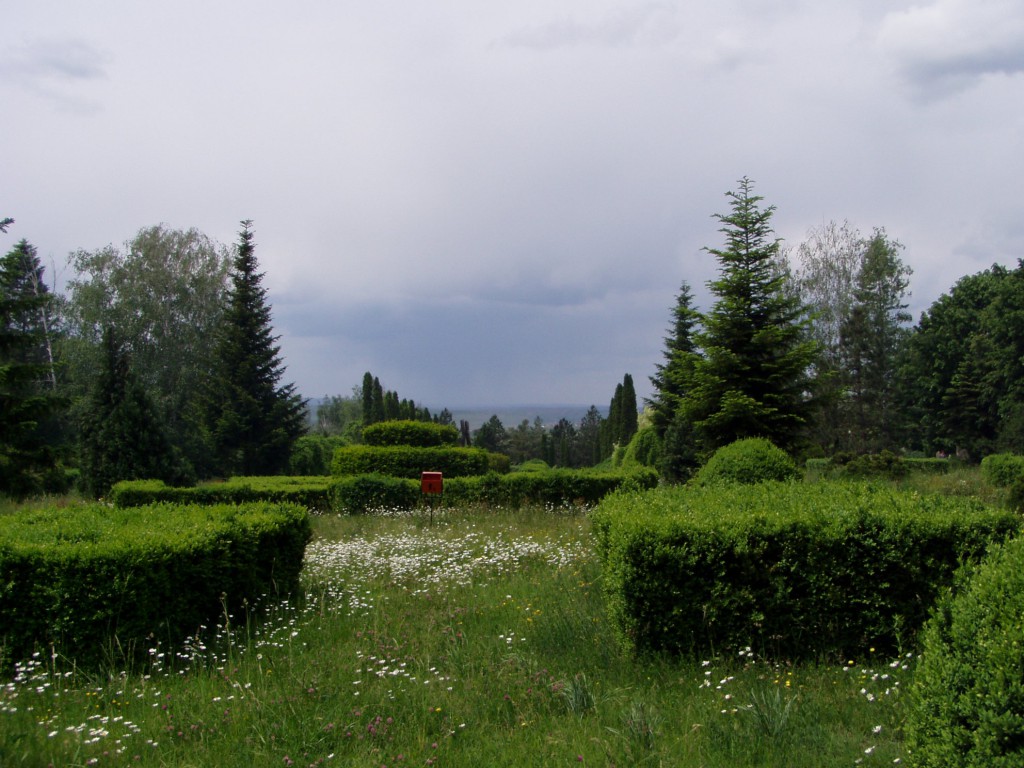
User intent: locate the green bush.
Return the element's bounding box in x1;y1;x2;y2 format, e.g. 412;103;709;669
827;450;909;480
621;426;662;469
906;535;1024;767
361;420;459;447
110;477;333;511
592;482;1019;659
981;453;1024;488
0;502;311;668
693;437;798;485
288;435;348;475
331;445;498;478
329;474;420;513
443;468;659;508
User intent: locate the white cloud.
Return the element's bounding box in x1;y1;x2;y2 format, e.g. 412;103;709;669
501;3;682;50
878;0;1024;97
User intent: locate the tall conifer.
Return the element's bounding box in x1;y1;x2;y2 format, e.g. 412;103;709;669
207;221;305;475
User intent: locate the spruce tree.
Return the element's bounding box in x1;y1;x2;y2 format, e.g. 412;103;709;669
1;239;63;496
79;329;188;497
207;221;306;476
648;281;701;437
686;178;818;455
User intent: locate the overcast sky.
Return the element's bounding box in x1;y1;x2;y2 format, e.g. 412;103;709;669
3;1;1023;408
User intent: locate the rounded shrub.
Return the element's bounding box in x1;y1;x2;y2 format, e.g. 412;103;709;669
361;420;459;447
906;535;1024;767
693;437;798;485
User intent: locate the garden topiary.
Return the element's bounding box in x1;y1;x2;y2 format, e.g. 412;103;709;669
692;437;798;486
905;535;1024;767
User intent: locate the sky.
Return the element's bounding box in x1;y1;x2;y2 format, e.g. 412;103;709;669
3;1;1023;409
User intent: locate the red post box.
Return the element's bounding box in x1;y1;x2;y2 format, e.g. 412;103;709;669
421;471;443;495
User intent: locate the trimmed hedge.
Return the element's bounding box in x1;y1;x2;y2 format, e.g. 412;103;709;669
442;468;659;509
592;482;1019;660
0;502;311;668
905;534;1024;767
110;476;333;511
331;445;500;478
325;468;658;513
693;438;798;485
361;420;459;447
288;435;348;475
981;453;1024;487
330;474;420;513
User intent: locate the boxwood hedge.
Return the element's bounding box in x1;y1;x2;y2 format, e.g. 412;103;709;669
592;482;1019;660
110;476;333;511
331;445;506;478
0;501;311;668
361;420;459;447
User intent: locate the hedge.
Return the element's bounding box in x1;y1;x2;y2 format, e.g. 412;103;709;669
331;445;501;478
110;476;333;511
0;502;311;668
906;535;1024;767
361;420;459;447
442;469;659;508
591;481;1019;660
980;453;1024;488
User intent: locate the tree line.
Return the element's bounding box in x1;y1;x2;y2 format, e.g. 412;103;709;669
4;177;1022;496
1;220;303;498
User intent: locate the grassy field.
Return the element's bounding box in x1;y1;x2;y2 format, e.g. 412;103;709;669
0;498;920;767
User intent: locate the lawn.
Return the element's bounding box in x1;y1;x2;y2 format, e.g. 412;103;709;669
1;503;910;767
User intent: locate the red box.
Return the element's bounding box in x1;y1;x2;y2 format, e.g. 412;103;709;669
421;471;443;494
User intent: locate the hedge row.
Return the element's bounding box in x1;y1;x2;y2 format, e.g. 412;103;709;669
591;481;1019;660
0;502;311;668
111;476;334;511
807;453;952;480
361;420;459;447
331;445;509;478
980;452;1024;487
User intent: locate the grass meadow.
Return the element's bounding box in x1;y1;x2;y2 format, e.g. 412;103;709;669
0;495;928;768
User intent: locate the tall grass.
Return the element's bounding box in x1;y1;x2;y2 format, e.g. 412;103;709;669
2;504;910;766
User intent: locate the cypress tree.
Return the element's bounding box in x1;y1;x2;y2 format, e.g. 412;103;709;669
619;373;639;445
362;371;375;425
207;221;306;476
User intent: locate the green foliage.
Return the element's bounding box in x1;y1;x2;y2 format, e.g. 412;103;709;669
647;280;701;438
362;419;459;447
620;425;662;469
906;535;1024;766
78;329;193;497
329;473;420;513
63;225;231;476
693;438;799;485
685;179;819;456
473;414;509;454
443;468;659;508
980;452;1024;488
0;501;310;667
331;444;496;478
826;450;908;480
205;221;306;476
287;434;348;475
0;239;64;498
591;481;1019;659
109;476;334;511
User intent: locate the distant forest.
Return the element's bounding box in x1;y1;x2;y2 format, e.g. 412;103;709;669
4;178;1023;496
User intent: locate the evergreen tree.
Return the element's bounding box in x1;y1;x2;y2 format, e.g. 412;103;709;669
648;281;701;437
361;371;375;425
473;414;509;454
686;178;818;456
207;221;305;476
79;329;188;497
619;373;639;445
577;405;605;467
1;239;64;496
839;231;912;452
